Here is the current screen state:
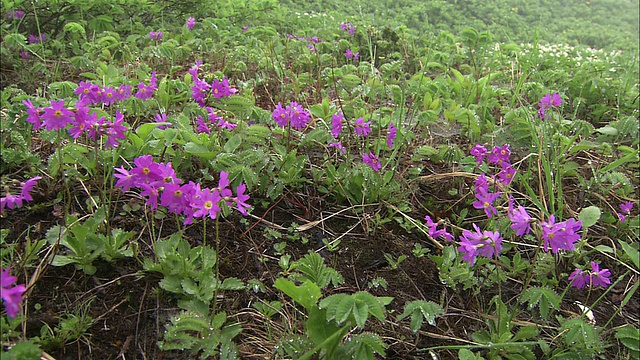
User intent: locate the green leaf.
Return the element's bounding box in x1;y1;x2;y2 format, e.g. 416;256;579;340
618;240;640;269
521;287;560;319
335;295;355;325
220;277;245;290
595;125;618;136
223;134;243;153
459;348;482;360
352;300;369;329
274;278;321;311
615;325;640;359
578;206;601;228
398;300;444;332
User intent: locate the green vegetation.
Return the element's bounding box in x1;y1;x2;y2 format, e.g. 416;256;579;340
0;0;638;359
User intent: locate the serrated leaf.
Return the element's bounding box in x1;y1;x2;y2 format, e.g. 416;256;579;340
352;300;369;329
335;295;355;325
579;206;601;228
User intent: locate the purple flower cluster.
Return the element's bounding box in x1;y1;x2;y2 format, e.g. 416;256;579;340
458;224;503;266
7;10;25;20
538;92;562;121
387;122;397;149
569;261;611;289
618;201;634;223
189;62;237;107
195;107;237;134
28;34;46;44
23;99;128;148
469;144;516;218
1;176;42;213
568;261;611;289
425;215;454;242
345;49;359;61
186;17;196;30
340;22;356;36
286;34;322;52
114;156;250;224
1;268;26;318
271;101;311;130
149;31;163;40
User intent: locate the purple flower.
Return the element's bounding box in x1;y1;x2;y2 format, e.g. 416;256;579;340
149;31;163;40
101;86;117;106
191;78;211;106
28;34;45;44
387;122;397;149
20;50;29;59
354;117;372;136
329;142;346;154
541;215;582;253
7;10;25;20
470;144;487;166
425;215;453;241
538;92;562;121
116;84;132;101
139;183;160;210
211;78;237;98
497;165;516;185
540;92;563;108
474;173;489;194
272;102;289;128
0;193;23;213
20;176;42;202
618;201;634;223
508;201;532;236
243;25;250;32
130;155;162;185
41;100;74;131
104;110;128;148
160;183;191;215
345;49;359;60
288;102;311;130
191;188;221;220
154;113;170;130
472;190;501;218
23;99;42;130
620;201;634;214
1;268;26;318
362;152;381;172
569;261;611;289
331;112;343;138
234;184;251;215
186;17;196;30
458;224;502;265
196;116;211;134
114;166;136;192
135;83;154;101
487;144;511;167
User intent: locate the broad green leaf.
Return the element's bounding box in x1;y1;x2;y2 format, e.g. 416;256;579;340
618;240;640;269
274;278;321;311
579;206;601;228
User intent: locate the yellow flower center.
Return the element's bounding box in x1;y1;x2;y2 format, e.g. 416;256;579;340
54;110;63;118
174;190;183;197
142;167;150;175
204;200;213;210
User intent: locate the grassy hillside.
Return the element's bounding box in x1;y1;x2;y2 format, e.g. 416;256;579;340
279;0;640;52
